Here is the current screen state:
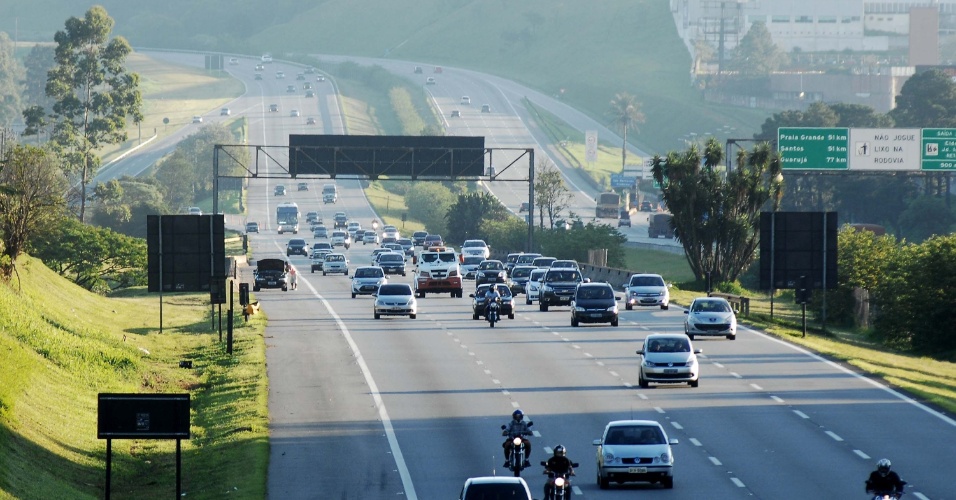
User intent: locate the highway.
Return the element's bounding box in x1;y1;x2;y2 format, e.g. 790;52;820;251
113;52;951;498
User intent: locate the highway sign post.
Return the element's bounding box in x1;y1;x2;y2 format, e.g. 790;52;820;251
778;127;848;170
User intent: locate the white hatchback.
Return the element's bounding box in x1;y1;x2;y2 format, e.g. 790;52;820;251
524;268;547;305
684;296;737;340
322;253;349;276
594;420;678;489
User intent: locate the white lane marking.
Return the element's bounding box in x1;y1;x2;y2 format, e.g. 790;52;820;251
730;477;746;487
477;360;484;366
825;431;844;442
671;422;684;430
853;449;870;460
709;456;722;466
492;380;501;385
654;407;665;414
713;362;724;368
750;383;762;390
730;372;742;379
502;390;510;396
794;410;809;419
543;446;553;454
511;401;521;408
771;396;784;403
744;325;956;427
484;370;492;375
624;382;633;388
638;394;648;400
584;352;593;358
689;438;702;446
609;371;619;377
469;352;476;356
596;361;605;367
532;430;542;437
298;278;418;499
572;485;582;495
913;492;930;500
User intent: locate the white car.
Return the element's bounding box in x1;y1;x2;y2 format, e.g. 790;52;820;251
637;333;701;388
322;253;349;276
373;283;417;319
684;296;737;340
459;477;532;500
594;420;678;489
330;230;351;249
461;239;490;259
363;231;380;245
550;259;579;270
460;256;483;280
625;273;670;310
524;268;547;305
381;225;400;240
351;266;387;298
347;221;362;239
460;96;471;105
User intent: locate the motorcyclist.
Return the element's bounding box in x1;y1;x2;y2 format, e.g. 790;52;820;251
543;445;574;498
484;285;503;319
501;409;532;467
865;458;906;497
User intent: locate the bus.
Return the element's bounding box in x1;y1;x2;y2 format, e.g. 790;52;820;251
595;192;621;218
276;202;300;234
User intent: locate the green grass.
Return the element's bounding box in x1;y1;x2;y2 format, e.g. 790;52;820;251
0;256;268;498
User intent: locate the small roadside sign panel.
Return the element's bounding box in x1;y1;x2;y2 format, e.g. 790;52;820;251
98;393;190;439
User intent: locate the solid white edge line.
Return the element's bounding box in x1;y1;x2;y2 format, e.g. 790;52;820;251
741;324;956;427
299;276;419;500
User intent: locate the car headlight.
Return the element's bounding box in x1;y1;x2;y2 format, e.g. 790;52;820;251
603;451;615;463
607;306;618;313
541;285;552;293
659;452;672;464
449;269;459;277
643;359;654;367
574;306;586;312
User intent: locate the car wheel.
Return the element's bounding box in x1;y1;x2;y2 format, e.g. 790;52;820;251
539;303;548;312
473;312;479;320
410;314;416;319
402;272;406;276
526;298;532;305
571;317;579;327
611;317;619;327
638;372;649;388
253;286;260;292
351;292;356;298
508;313;514;320
690;379;699;388
311;269;315;274
374;313;380;319
322;271;327;276
282;286;288;291
625;303;632;310
598;471;609;490
727;334;736;340
686;333;694;340
662;304;669;310
663;476;674;489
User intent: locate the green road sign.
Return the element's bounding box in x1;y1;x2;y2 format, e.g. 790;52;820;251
778;127;849;170
921;129;956;171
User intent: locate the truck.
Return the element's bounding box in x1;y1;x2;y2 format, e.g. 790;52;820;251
595;192;621;218
322;183;338;204
414;248;463;298
276;202;300;234
648;213;675;239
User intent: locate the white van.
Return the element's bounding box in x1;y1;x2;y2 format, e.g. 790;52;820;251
322;184;338;204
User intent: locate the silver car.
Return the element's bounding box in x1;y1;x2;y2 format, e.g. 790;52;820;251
373;283;417;319
322;253;349;276
684;297;737;340
624;273;670;310
350;266;387;298
637;334;701;388
594;420;678;489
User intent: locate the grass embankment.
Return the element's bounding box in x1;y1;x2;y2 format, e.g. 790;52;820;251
0;257;268;499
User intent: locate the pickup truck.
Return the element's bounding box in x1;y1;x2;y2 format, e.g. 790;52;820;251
413;249;463;298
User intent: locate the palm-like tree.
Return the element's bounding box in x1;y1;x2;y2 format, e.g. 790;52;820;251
606;93;645;170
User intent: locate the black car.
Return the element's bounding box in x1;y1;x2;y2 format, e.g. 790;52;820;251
571;282;620;327
286;238;309;256
508;266;536;295
618;209;632;227
470;283;515;320
397;238;415;257
539;269;585;311
333;212;348;228
475;260;507;287
253;258;290;292
377;253;406;276
640;201;654;212
412;231;428;246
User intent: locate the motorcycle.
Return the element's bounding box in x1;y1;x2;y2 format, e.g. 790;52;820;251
501;421;533;476
542;461;579;500
487;300;500;328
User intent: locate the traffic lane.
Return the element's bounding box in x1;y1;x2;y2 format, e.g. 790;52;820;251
254;265;409;499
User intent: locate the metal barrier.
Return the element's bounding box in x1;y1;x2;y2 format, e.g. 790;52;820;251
708;292;749;317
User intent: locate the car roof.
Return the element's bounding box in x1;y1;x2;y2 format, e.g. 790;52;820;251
464;476;529;486
606;419;665;428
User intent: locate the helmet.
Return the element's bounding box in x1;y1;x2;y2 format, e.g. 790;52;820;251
554;445;566;457
877;459;891;476
512;409;523;421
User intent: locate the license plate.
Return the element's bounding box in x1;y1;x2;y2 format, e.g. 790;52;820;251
628;467;647;474
664;369;678;373
590;313;603;318
268;281;277;285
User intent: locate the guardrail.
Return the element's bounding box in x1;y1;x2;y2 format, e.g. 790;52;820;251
707;292;750;317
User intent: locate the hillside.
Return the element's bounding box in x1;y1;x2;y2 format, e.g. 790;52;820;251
1;0;770;155
0;257;268;498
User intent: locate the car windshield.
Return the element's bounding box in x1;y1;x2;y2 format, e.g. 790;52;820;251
516;255;540;264
578;286;612;299
511;268;532;278
631;276;665;287
530;270;546;281
325;255;344;262
463;484;527;499
605;426;665;445
438;253;456;263
380;254;402;262
463;257;483;265
379;284;411;296
463;241;486;248
420;254;438;263
546;271;581;282
646;338;691;353
692;300;731;313
479;261;503;270
355;268;383;278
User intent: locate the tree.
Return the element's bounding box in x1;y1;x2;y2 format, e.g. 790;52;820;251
28;216;147;292
897;195;955;243
0;145;68;277
731;21;784;77
404;182;455;235
0;32;24;127
21;44;55;112
606;93;645;170
825;226;900;327
890;69;956;128
33;6;143;221
652;138;783;282
536;222;628;268
534;160;572;229
443;191;510;244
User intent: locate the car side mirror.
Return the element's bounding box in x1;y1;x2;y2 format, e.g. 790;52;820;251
469;294;475;298
571;462;580;468
350;276;354;280
684;310;689;314
669;438;679;445
694;348;702;354
636;349;644;355
540;461;548;467
592;439;602;446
